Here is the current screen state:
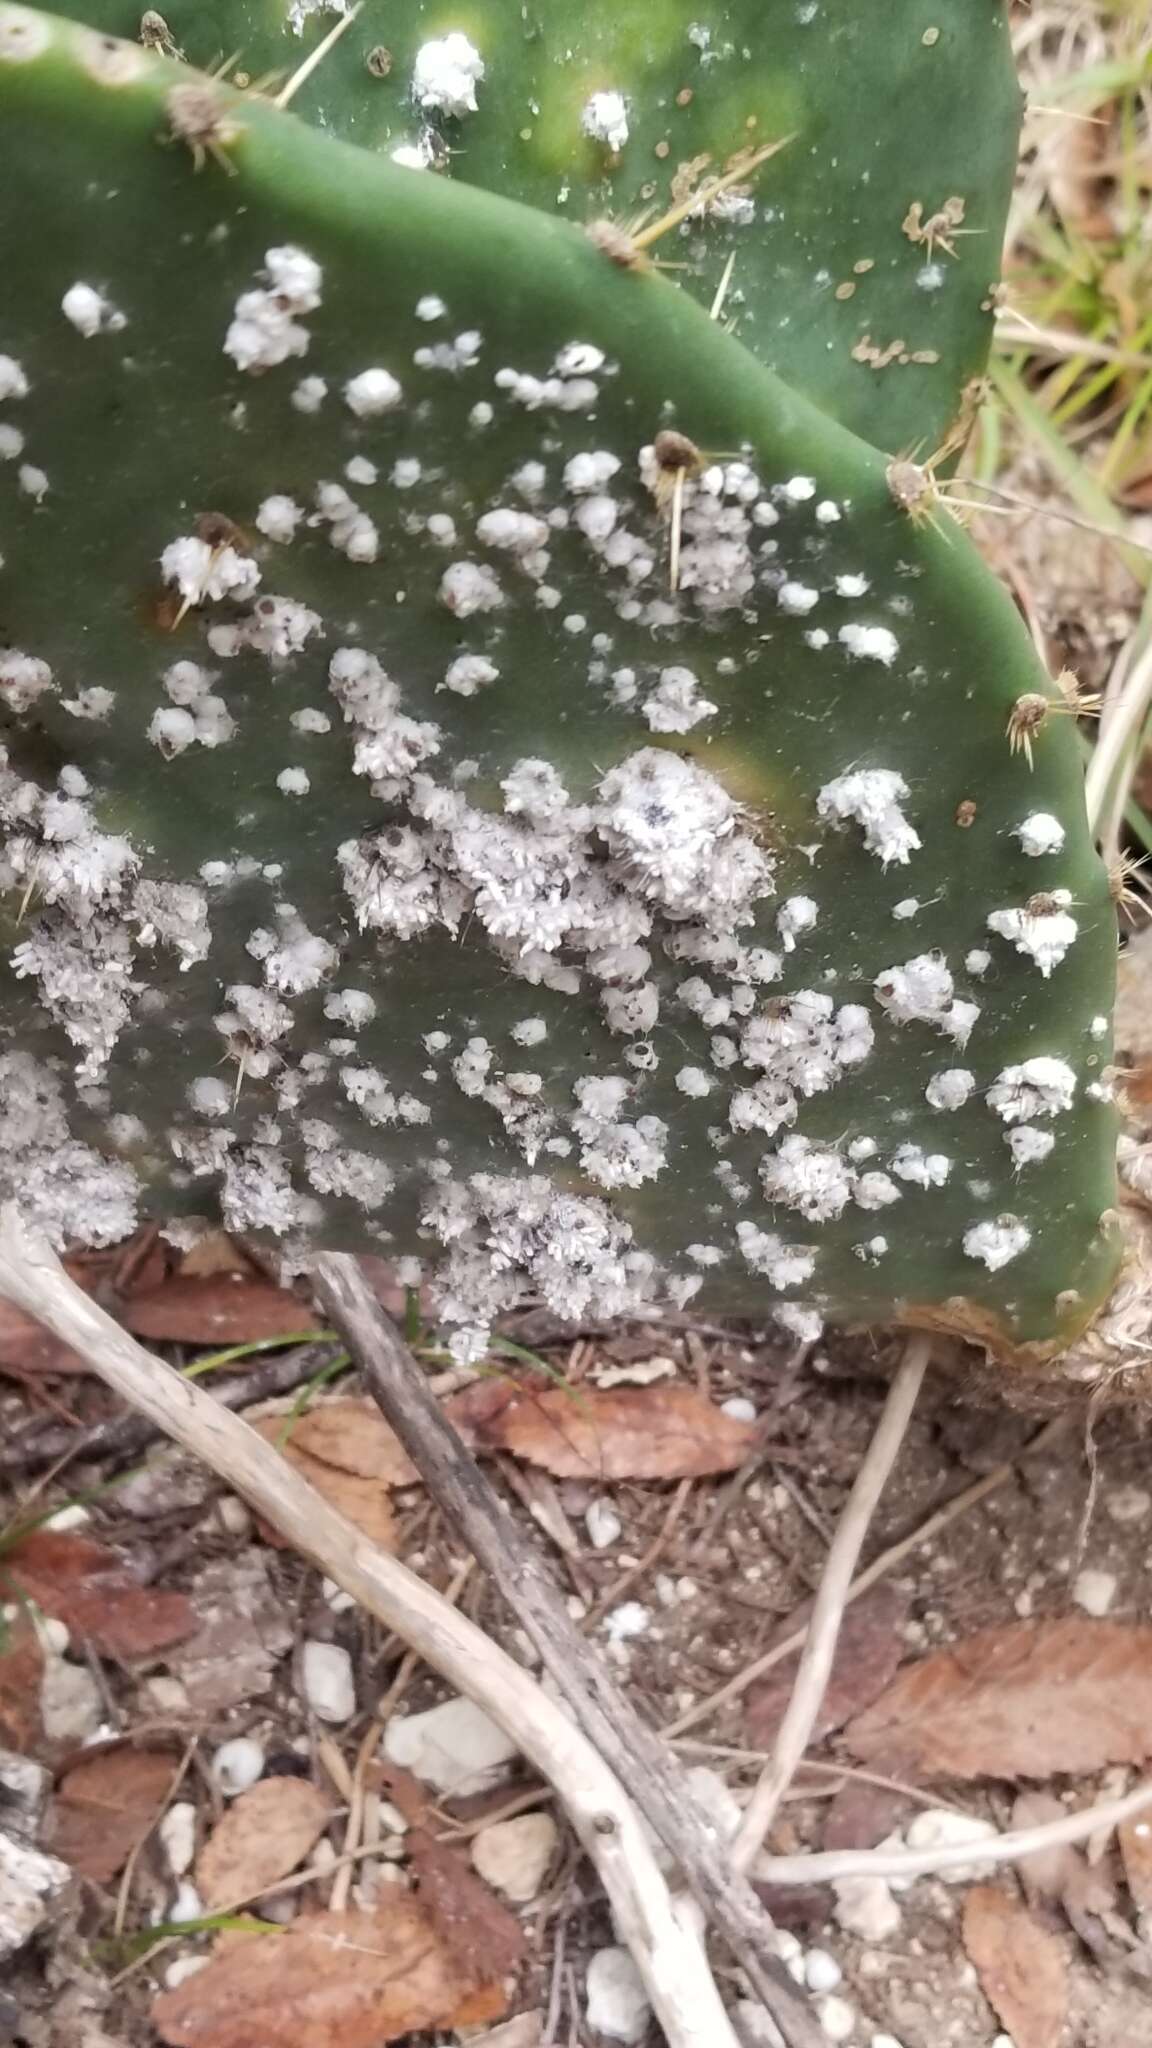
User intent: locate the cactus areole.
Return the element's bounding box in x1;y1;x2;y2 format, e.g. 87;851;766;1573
0;10;1120;1370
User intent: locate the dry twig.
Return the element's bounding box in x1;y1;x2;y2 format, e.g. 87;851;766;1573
311;1250;821;2048
754;1776;1152;1886
730;1335;931;1871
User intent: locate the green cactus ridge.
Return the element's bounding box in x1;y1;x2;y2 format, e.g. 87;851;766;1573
62;0;1020;459
0;10;1119;1361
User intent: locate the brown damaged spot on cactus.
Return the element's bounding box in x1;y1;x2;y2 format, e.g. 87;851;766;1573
955;800;977;828
902;194;969;260
166;80;244;174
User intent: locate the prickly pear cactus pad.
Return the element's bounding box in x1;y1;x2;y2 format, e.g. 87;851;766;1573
0;11;1118;1363
67;0;1020;459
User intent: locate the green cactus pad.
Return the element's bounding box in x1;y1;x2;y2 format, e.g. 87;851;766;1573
0;10;1117;1361
67;0;1019;460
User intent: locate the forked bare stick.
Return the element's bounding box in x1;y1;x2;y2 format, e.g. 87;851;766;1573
311;1250;821;2047
753;1774;1152;1885
731;1333;932;1873
0;1207;791;2048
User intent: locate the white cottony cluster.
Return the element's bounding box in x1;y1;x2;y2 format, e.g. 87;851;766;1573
641;665;716;733
424;1174;658;1362
1006;1125;1055;1168
925;1068;975;1111
160;536;260;610
0;650;55;714
572;1076;668;1190
1014;812;1065;857
874;954;979;1045
963;1216;1032;1270
412;33;485;117
61;282;126;338
223;246;323;373
987;892;1078;976
582;91;630;151
314;481;379;563
147;661;235;755
760;1135;856;1222
598;750;773;925
731;992;872;1138
734;1222;816;1289
0;1053;138;1246
344;367;404;417
209;595;321;664
837;623;899;665
816;769;921;866
987;1057;1076;1122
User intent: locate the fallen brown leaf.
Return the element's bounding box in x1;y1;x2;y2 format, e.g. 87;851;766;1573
746;1584;907;1750
52;1748;177;1883
151;1894;508;2047
376;1763;526;1984
250;1419;397;1551
820;1775;909;1854
962;1885;1068;2048
195;1777;332;1910
1;1530;196;1660
289;1401;418;1487
448;1381;757;1480
408;1830;526;1985
121;1275;319;1346
0;1295;91;1378
847;1620;1152;1780
0;1616;45;1750
175;1232;262;1282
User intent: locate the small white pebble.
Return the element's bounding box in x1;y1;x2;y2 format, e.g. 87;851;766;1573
169;1881;204;1925
817;1995;856;2043
603;1602;650;1643
833;1875;901;1942
804;1949;842;1994
1072;1567;1116;1617
721;1396;756;1423
158;1803;198;1878
163;1956;209;1991
301;1641;356;1722
585;1946;651;2043
212;1737;265;1797
585;1499;622;1549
